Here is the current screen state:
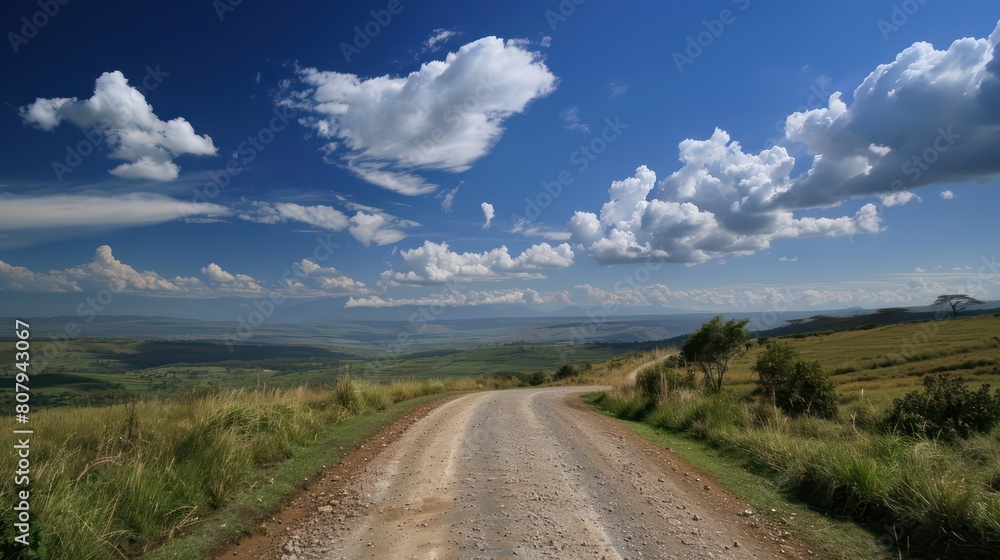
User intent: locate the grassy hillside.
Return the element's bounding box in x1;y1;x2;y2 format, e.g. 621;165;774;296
591;314;1000;559
729;314;1000;407
367;343;625;378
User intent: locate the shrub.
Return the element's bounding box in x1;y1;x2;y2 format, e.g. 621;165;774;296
525;371;550;386
781;361;839;419
754;342;839;419
885;374;1000;439
635;363;695;403
755;342;799;406
554;364;580;380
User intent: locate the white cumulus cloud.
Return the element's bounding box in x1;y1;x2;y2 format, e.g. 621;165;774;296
879;191;921;207
569;161;882;265
776;22;1000;207
380;241;574;285
567;23;1000;266
481;202;495;229
286;259;371;295
281;37;557;194
20;71;217;181
0;246;371;298
200;263;266;294
346;287;569;308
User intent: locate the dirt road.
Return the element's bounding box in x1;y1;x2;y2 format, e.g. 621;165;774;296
274;387;806;559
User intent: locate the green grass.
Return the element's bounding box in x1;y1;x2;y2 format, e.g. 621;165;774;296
728;315;1000;408
364;343;626;378
582;395;888;560
0;379;478;559
590;388;1000;558
143;391;455;560
584;316;1000;559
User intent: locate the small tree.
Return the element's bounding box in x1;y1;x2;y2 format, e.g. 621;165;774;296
681;315;750;393
933;294;984;319
754;342;838;418
781;360;839;419
754;342;799;408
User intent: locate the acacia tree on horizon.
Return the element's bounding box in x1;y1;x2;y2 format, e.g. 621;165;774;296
933;294;984;319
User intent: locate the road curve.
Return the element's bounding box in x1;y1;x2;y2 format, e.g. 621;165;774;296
285;387;802;559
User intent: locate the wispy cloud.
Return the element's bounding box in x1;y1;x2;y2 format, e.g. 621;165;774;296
509;218;571;241
439;185;460;213
559;106;590;132
608;79;630;97
238;199;418;247
423;28;460;53
0;192;230;230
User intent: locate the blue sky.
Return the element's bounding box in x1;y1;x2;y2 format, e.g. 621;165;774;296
2;0;999;317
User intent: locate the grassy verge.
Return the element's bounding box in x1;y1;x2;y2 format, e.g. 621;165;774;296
582;393;887;559
0;378;478;559
144;391;455;560
586;389;1000;559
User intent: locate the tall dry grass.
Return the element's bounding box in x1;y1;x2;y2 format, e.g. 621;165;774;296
0;377;482;559
592;356;1000;559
